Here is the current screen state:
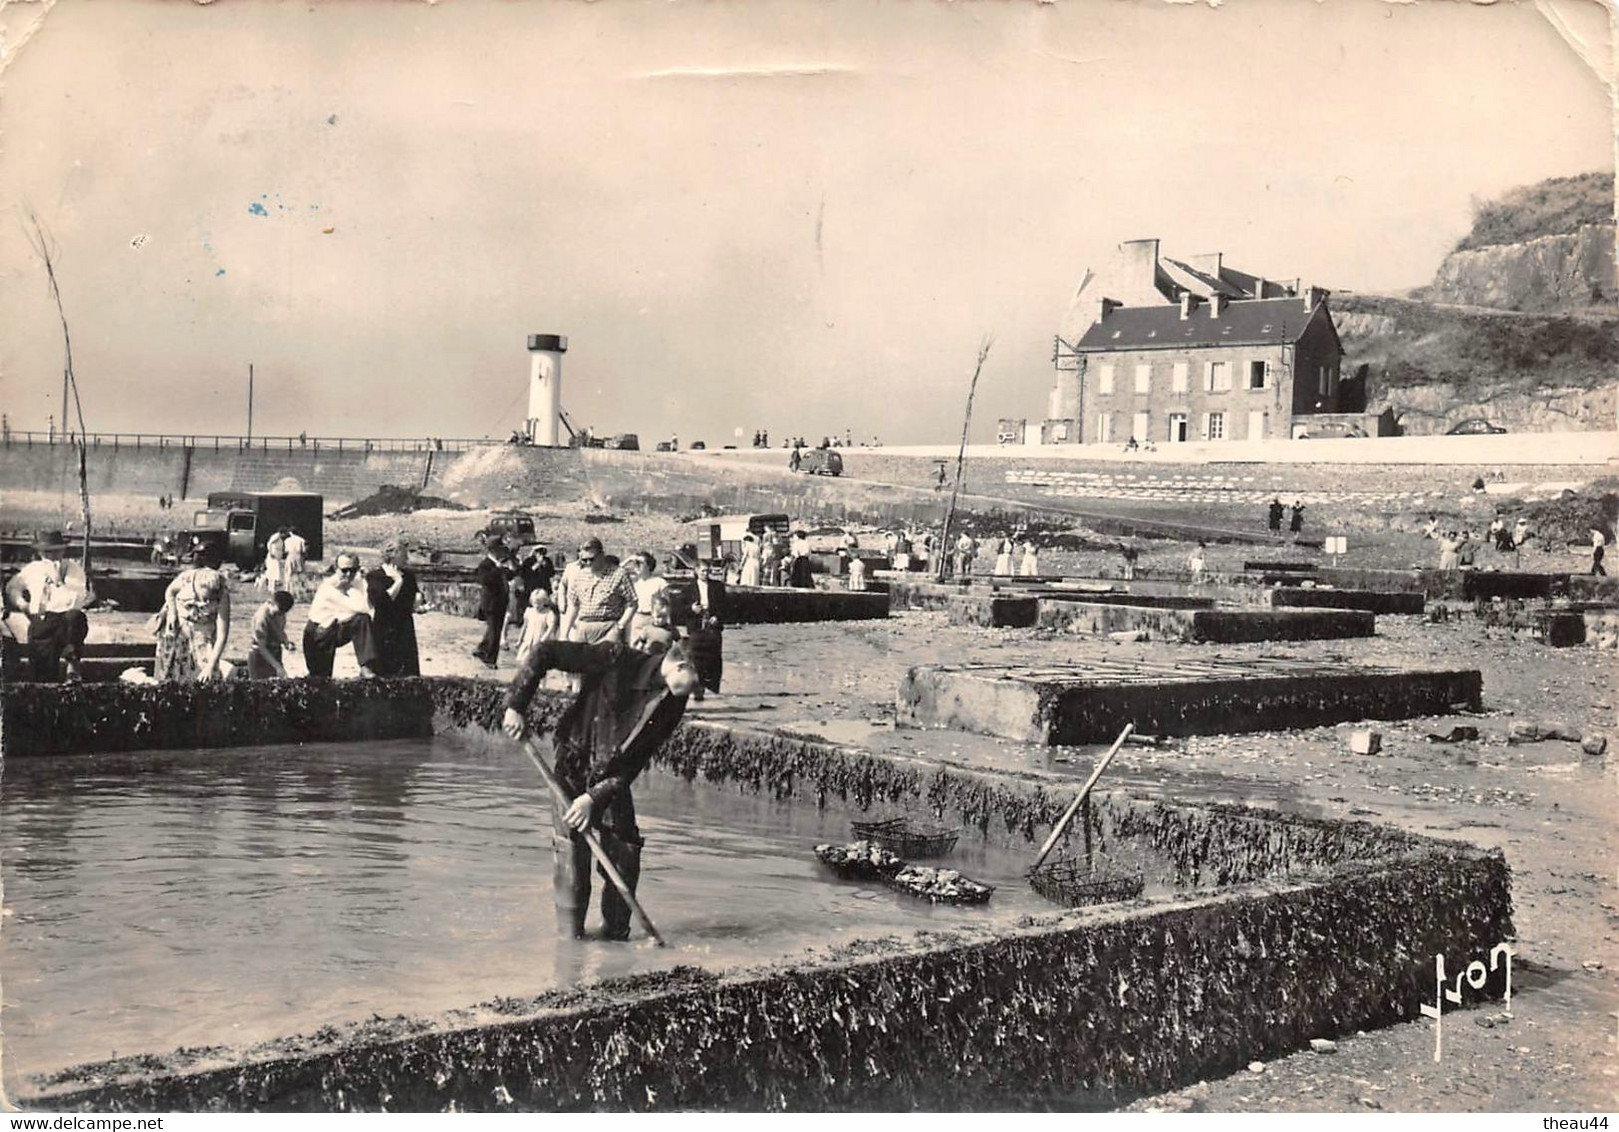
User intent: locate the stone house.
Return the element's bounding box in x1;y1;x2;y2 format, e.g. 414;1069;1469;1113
1047;240;1347;444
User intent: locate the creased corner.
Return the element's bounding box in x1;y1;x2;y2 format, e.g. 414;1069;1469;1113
0;0;57;81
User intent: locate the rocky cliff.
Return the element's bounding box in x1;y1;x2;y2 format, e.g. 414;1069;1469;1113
1422;223;1615;312
1333;294;1618;435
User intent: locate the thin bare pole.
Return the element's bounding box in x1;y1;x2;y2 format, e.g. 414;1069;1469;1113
247;363;255;441
26;212;92;570
936;336;993;581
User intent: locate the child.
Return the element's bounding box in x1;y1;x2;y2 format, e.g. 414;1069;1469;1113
515;586;559;669
247;590;295;679
846;553;867;592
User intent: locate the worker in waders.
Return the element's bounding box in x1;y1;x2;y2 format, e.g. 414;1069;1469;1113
502;639;701;940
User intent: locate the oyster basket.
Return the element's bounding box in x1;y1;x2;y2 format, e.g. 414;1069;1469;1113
886;867;995;906
1027;859;1145;908
814;842;904;882
850;817;961;859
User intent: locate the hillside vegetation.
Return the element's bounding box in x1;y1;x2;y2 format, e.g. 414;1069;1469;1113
1454;172;1613;252
1334;293;1618;433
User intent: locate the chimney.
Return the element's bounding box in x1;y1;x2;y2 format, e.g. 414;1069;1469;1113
1095;297;1122;322
1209;293;1227;318
1179;292;1196;320
1302;285;1327;311
1118;239;1162;304
1252;275;1267;299
1189;252;1223;278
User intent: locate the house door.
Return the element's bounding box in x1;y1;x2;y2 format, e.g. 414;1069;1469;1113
1248;410;1267;440
1132;412;1150;442
1168;413;1188;443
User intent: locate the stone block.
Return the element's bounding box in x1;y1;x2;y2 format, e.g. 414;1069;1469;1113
1349;730;1382;755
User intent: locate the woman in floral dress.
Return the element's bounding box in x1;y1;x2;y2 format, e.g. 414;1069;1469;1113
155;542;231;682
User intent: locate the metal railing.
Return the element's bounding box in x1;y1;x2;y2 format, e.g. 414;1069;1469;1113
0;431;495;454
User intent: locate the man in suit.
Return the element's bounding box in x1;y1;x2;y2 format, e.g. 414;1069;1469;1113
473;535;514;669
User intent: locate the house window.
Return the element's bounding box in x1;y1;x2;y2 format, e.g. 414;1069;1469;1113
1172;362;1189;393
1132;411;1150;441
1318;366;1329;396
1207;412;1226;440
1098;365;1115;395
1206;361;1231;392
1133;364;1151;394
1249;360;1266;389
1097;412;1115;443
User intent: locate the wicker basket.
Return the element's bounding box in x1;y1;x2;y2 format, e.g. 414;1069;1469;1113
1027;860;1145;908
886;865;994;906
850;817;961;859
814;841;905;881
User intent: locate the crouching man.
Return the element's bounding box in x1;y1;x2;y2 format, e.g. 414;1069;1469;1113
5;530;93;682
302;552;380;678
502;638;701;941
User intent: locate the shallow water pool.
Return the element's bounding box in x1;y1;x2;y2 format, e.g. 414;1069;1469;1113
3;732;1066;1088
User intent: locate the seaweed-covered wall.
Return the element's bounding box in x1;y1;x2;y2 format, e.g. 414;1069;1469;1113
31;850;1511;1113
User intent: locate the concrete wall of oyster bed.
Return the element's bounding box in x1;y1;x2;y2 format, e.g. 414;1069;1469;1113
1034;602;1375;643
11;677;1512;1111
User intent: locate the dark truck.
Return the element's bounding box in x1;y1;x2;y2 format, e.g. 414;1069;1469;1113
187;491;324;569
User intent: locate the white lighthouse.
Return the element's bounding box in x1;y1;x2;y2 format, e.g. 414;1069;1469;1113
525;334;567;446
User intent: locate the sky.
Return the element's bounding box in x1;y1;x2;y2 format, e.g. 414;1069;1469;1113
0;0;1612;446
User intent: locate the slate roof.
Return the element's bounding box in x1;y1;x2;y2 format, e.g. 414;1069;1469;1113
1075;297;1321;352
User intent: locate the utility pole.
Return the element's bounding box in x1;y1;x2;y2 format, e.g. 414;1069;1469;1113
247;363;254;442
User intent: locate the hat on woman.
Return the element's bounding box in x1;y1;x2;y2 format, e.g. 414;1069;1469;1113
33;530;69;554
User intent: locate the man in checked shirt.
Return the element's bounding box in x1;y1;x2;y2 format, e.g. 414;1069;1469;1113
503;637;701;941
557;537;637;645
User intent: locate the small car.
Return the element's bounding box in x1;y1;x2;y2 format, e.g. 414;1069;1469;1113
1447;418;1508;435
799;448;844;476
481;510;536;544
689;441;707;451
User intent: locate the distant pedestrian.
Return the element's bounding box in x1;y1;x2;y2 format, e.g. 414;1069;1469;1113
263;525;289;593
1488;512;1509;552
1591;528;1608;576
992;535;1014;576
247;590;295;679
761;528;784;586
283;527;309;600
789;447;802;473
1019;538;1039;577
1267;498;1284;534
472;536;514;669
1188;541;1207;585
1457;530;1478;569
954;532;976;578
1437;531;1461;572
842;550;867;592
788;529;814;588
1289;501;1305;541
1512;517;1531;551
739;533;761;586
1120;541;1139;581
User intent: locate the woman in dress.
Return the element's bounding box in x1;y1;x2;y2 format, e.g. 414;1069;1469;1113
366;536;421;676
788;529;814;589
739;534;762;587
993;535;1014;576
1019;538;1039;577
155;541;231;682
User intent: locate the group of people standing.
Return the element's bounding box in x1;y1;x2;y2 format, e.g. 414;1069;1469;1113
473;534;679;671
146;538;422;683
261;525;310;600
1265;498;1307;540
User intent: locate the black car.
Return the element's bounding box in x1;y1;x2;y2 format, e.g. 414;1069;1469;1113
1447;419;1508;435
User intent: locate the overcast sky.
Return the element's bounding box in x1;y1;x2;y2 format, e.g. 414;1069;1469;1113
0;0;1611;445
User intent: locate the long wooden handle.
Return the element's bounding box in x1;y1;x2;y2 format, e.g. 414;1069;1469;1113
1029;723;1134;873
521;737;668;947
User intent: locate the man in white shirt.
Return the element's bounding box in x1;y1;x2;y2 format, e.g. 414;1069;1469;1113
301;552;379;678
4;530;93;682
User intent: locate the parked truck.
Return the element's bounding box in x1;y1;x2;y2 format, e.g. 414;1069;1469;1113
187;491;324;569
